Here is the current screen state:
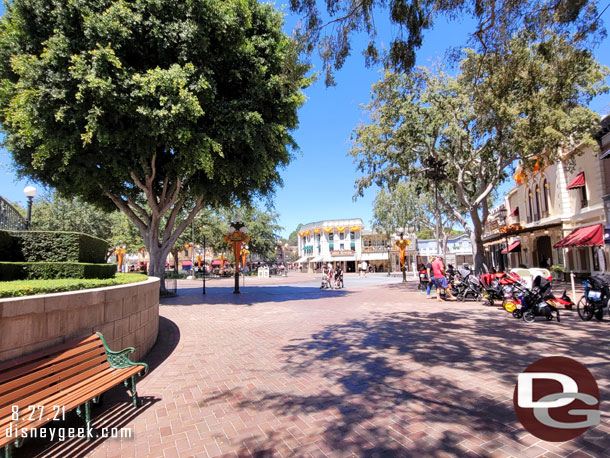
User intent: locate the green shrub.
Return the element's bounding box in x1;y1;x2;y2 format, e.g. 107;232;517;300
8;231;108;263
0;262;116;281
0;273;147;298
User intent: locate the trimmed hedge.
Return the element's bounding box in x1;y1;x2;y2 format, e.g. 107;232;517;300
0;273;147;298
0;230;108;263
0;262;116;281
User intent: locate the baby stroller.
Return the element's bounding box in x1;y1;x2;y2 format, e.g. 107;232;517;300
320;267;334;289
480;272;513;306
513;276;560;323
577;274;610;321
454;267;483;302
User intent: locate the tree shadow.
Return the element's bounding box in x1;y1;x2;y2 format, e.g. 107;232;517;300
160;285;352;307
199;307;610;456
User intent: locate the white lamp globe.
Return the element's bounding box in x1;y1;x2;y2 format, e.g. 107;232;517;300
23;186;37;198
228;227;236;233
241;227;248;233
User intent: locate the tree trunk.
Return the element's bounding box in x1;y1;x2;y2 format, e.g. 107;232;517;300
170;248;180;274
470;210;488;275
147;245;169;295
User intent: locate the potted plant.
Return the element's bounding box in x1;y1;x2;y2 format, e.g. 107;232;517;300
550;265;565;281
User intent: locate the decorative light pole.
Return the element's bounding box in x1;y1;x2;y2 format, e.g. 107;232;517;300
395;233;410;283
23;186;37;230
498;206;510;271
223;217;249;294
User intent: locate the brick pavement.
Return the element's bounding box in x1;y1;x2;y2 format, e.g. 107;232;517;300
17;274;610;457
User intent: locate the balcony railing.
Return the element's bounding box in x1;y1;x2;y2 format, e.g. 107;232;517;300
0;196;27;230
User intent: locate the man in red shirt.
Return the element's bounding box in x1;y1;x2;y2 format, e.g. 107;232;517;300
431;256;456;301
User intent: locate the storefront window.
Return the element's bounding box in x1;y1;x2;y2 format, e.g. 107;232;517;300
579;248;590;272
556;247;564;266
340;243;344;250
592;246;606;272
329;244;334;251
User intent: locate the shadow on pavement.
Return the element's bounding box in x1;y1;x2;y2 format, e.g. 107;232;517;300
202;308;610;457
160;285;352;307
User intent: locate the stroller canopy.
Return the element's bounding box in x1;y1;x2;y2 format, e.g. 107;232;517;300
532;275;553;298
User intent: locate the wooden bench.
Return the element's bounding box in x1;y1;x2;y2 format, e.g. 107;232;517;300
0;332;147;457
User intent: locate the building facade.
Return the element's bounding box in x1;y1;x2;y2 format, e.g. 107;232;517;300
483;133;609;276
296;219;364;272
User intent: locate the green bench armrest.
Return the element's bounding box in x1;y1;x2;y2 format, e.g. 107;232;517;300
96;332;149;375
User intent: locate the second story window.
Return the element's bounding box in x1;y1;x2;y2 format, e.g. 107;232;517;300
581;187;588;208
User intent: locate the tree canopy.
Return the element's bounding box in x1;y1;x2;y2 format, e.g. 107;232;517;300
289;0;606;85
351;32;608;272
0;0;310;287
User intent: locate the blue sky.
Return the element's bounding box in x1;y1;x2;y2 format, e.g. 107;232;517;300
1;2;609;238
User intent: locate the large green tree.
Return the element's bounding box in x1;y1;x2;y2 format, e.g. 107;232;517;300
289;0;605;85
351;32;608;273
0;0;309;290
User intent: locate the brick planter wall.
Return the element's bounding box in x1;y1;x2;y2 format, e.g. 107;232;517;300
0;277;159;363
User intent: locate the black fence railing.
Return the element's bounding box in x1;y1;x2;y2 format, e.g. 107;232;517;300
0;196;26;231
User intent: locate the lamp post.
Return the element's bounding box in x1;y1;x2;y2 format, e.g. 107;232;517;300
202;235;206;295
497;207;510;271
386;241;392;276
23;186;36;230
224;217;249;294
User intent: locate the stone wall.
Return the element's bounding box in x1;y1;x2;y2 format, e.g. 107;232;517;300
0;277;159;363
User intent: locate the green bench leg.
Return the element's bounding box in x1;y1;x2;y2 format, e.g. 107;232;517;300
4;442;13;458
76;400;94;440
125;375;139;407
85;400;92;440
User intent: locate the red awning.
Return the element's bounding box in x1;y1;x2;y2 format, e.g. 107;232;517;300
566;172;585;190
509;207;519;216
181;260;192;266
553;224;604;248
211;260;222;266
501;240;521;254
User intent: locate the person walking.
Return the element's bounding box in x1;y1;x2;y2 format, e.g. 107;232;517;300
431;256;456;301
426;258;436;299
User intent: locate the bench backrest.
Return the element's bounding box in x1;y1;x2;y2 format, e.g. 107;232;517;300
0;334;110;421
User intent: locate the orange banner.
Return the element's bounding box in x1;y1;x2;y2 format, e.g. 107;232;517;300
350;226;360;231
336;226;346;232
324;227;334;233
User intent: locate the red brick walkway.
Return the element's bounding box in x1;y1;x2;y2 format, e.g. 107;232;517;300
22;275;610;457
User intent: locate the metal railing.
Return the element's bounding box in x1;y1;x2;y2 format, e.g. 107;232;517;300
0;196;27;230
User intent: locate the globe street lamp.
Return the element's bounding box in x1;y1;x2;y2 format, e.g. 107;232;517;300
224;218;249;294
497;206;510;271
23;186;37;229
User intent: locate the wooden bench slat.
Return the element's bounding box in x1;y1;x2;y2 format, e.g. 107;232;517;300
0;347;107;397
0;365;142;446
0;335;100;374
0;354;108;408
0;340;105;385
0;367;117;433
0;362;116;419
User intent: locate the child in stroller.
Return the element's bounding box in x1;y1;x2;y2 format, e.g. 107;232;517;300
320;264;334;289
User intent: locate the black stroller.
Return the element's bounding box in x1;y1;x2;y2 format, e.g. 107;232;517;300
453;267;483;302
514;276;560;323
577;274;610;321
